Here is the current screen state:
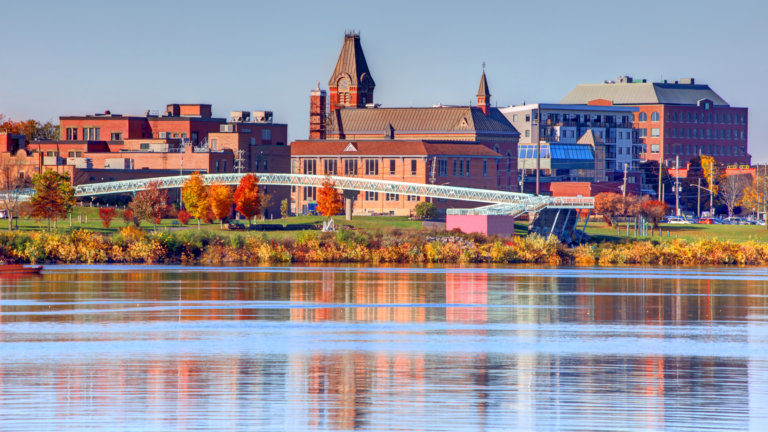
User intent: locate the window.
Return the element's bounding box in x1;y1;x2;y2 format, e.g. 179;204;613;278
173;133;179;138
673;112;678;122
303;159;316;175
385;193;398;201
216;161;220;172
291;186;296;193
438;160;447;176
222;161;227;172
211;138;217;148
263;160;267;171
365;191;378;201
410;160;417;175
651;145;660;154
67;151;83;158
507;154;512;173
365;159;379;175
261;129;271;140
630;113;635;122
324;159;337;175
66;128;78;140
407;195;420;202
728;114;733;124
672;128;677;138
181;133;187;139
483;160;488;177
741;115;746;124
638;128;647;138
741;131;746;140
459;160;464;176
250;137;256;145
303;186;316;201
83;127;100;140
727;130;732;140
741;147;746;156
525;114;530;122
706;145;711;155
665;129;670;138
525;130;530;138
651;128;659;137
685;145;690;155
706;129;711;139
651;112;659;122
714;114;719;124
665;112;670;121
254;160;259;171
513;114;518;121
140;143;150;150
692;129;698;139
686;113;691;123
111;132;121;140
389;159;396;175
466;159;470;176
453;159;457;176
345;159;358;175
727;146;732;156
639;112;648;122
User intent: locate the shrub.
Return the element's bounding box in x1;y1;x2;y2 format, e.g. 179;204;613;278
414;202;439;219
295;230;319;246
177;210;191;225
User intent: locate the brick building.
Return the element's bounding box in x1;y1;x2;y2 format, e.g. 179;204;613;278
559;77;749;167
290;140;503;215
293;32;519;215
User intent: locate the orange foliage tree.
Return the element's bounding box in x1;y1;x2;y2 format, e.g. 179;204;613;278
98;208;118;228
316;176;343;219
594;192;625;226
233;173;260;224
208;182;234;228
640;200;669;228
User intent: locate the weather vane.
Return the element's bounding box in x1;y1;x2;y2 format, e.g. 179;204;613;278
482;62;486;70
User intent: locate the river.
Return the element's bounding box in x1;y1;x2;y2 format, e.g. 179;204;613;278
1;265;767;431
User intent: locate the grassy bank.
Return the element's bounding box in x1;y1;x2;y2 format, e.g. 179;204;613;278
2;225;768;266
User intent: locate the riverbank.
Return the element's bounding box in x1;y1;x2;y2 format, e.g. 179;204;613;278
2;226;768;266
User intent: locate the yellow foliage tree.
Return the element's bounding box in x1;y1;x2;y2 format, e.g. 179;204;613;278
700;155;726;196
208;182;234;228
182;172;208;229
741;175;768;220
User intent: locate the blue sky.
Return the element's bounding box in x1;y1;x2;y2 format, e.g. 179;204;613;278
1;0;765;160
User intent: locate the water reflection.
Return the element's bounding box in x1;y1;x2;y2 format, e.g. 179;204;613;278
0;265;767;431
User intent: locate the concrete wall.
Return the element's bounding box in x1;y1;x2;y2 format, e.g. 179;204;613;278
446;214;515;236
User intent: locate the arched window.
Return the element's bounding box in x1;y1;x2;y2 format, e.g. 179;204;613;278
639;112;648;122
651;112;659;122
506;151;512;173
686;113;691;123
741;115;746;124
673;112;678;122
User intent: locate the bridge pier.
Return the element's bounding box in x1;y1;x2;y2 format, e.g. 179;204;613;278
342;190;357;221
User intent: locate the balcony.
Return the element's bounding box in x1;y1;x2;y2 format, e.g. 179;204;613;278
605;152;617;159
545;120;577;127
603;137;617;143
539;135;559;142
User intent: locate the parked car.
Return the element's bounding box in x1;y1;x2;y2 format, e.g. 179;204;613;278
723;217;752;225
665;216;694;224
697;218;722;225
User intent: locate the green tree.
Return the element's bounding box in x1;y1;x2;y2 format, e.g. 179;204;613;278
414;202;438;219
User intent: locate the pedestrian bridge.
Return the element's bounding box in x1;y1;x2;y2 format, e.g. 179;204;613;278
21;173;594;217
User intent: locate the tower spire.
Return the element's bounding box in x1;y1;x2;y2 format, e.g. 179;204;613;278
477;66;491;116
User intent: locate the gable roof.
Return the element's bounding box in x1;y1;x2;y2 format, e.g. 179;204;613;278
290;140;503;157
576;130;604;146
333;107;518;135
329;34;375;87
559;83;730;106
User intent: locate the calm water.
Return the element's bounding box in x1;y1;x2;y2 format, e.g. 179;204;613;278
1;265;768;431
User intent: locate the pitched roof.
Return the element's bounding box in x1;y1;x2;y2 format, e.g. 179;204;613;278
477;72;490;97
576;130;604;145
289;140;503;157
559;83;730;106
333;107;518;135
329;34;375;87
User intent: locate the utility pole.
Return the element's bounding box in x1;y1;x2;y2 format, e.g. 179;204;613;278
658;160;664;202
536;106;541;196
709;164;714;216
622;162;628;199
675;155;680;216
697;178;701;218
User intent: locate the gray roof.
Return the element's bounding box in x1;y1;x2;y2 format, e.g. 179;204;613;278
329;34;375;87
559;83;730;107
334;107;518;135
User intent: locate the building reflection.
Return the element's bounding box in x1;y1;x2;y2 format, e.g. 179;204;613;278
0;267;765;430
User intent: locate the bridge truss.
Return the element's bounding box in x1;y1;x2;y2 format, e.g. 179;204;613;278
22;173;594;216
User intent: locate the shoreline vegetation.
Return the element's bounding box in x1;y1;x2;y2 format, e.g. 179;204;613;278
2;225;768;266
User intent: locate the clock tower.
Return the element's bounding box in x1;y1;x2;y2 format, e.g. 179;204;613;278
329;31;375;111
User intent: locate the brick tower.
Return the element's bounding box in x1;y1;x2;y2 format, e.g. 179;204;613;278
309;83;326;139
477;70;491;116
329;31;376;111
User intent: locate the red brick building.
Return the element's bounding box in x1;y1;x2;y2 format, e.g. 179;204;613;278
560;77;749;167
290;140;503;215
294;32;519;215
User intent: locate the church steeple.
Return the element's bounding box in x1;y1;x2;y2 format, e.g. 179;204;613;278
477;67;491;116
329;31;376;110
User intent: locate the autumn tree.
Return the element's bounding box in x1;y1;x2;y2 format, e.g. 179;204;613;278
181;171;209;229
98;207;117;228
29;171;75;231
699;155;726;196
129;181;168;231
640;200;669;228
742;173;768;220
208;182;234;228
719;174;750;218
280;198;289;220
233;173;260;224
316;177;343;220
0;117;59;140
259;190;274;220
0;153;34;231
594;192;626;226
177;210;191;225
122;208;138;227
